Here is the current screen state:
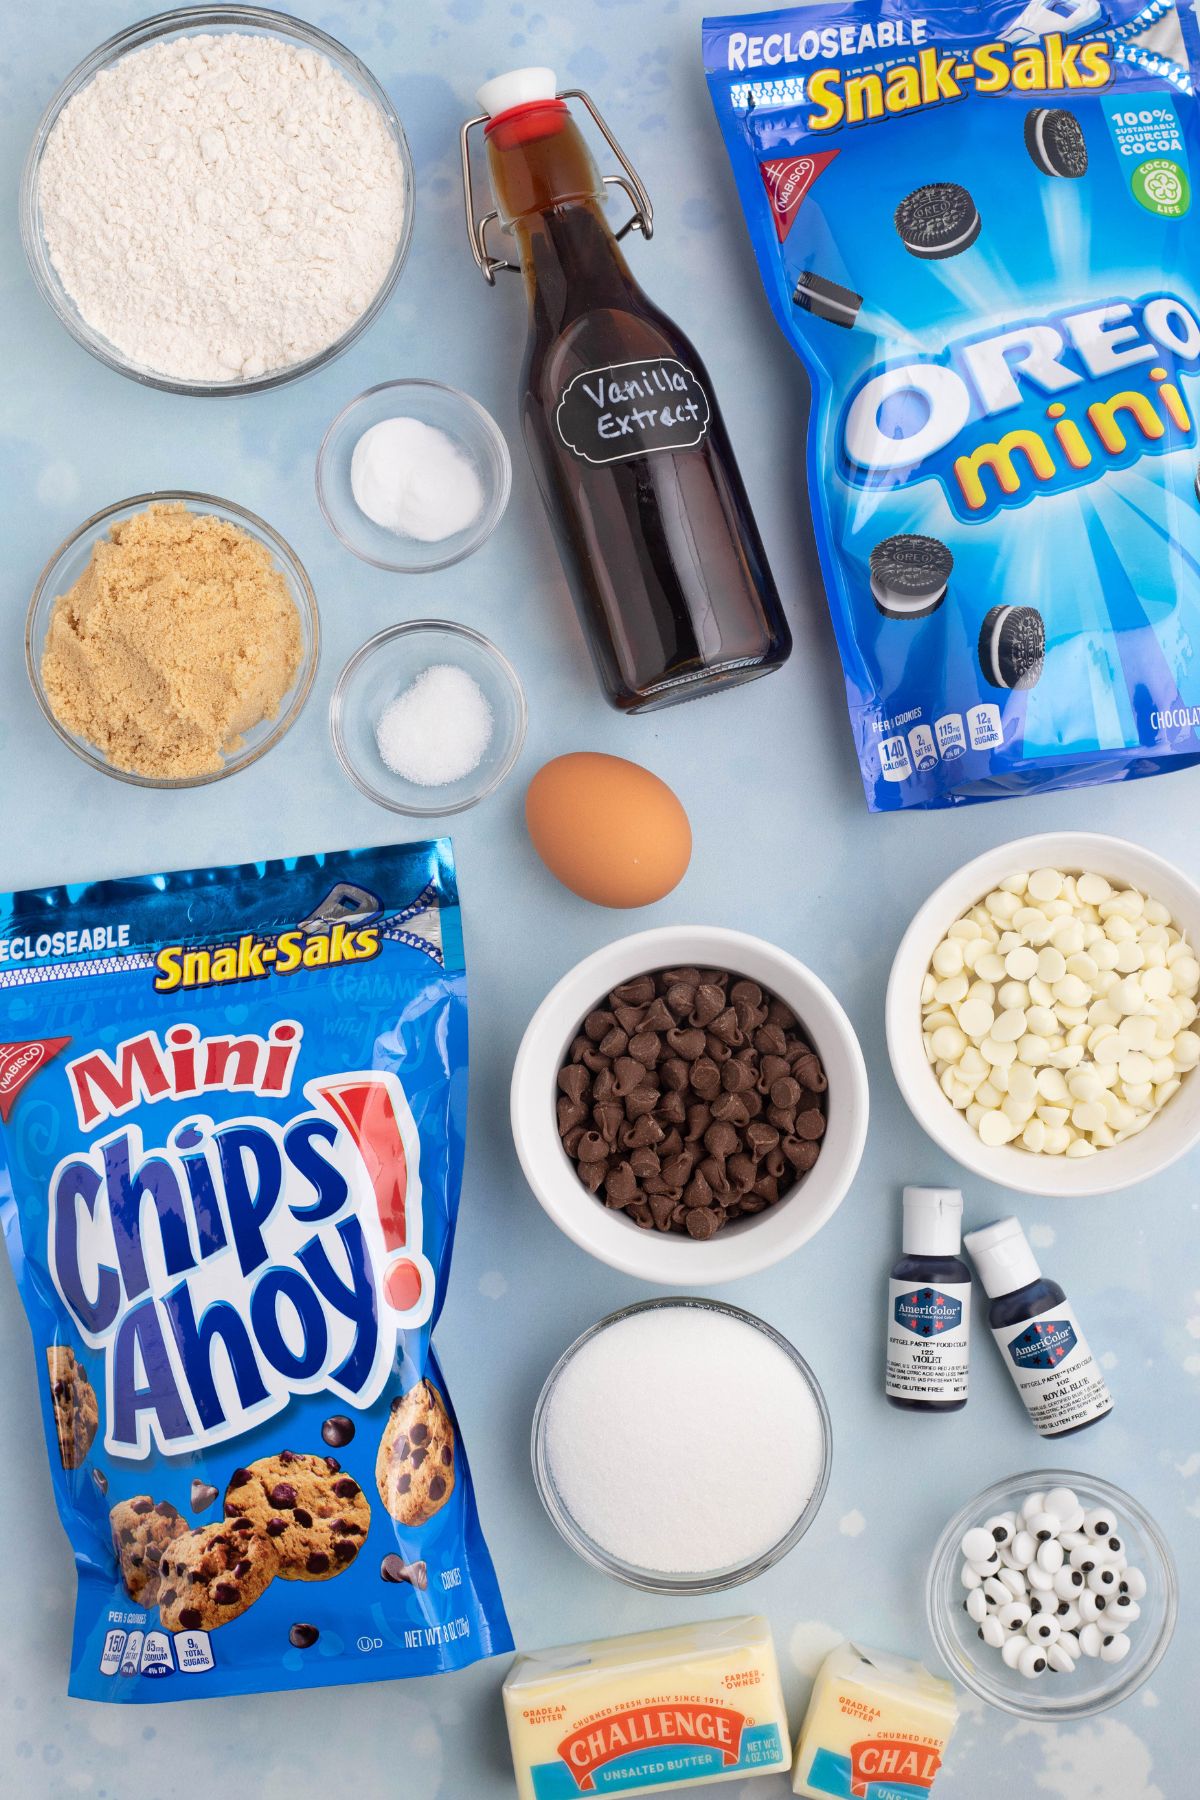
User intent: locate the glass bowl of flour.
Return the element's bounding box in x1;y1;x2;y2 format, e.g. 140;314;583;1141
20;6;414;394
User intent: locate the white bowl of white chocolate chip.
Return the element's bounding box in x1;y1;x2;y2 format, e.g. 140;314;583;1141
886;833;1200;1195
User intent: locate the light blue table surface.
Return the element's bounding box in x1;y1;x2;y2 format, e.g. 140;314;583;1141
1;2;1196;1795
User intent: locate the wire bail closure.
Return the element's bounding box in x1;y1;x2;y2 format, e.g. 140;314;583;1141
460;87;655;285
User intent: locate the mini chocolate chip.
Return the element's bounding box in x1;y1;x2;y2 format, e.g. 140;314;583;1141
411;1448;427;1470
441;1445;452;1465
665;1027;706;1061
213;1583;239;1605
293;1507;313;1528
179;1608;201;1630
289;1623;319;1649
557;1096;587;1133
795;1108;827;1140
558;1065;590;1102
689;1058;721;1100
234;1560;252;1577
428;1475;447;1502
159;1588;177;1608
267;1518;288;1537
612;975;656;1006
576;1131;609;1164
334;1540;357;1564
131;1498;153;1514
322;1414;355;1449
92;1469;109;1497
685;1207;719;1239
305;1553;330;1574
228;1468;251;1488
333;1477;360;1498
703;1121;739;1159
269;1483;297;1508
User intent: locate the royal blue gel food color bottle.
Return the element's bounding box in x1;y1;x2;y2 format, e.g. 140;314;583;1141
885;1186;971;1412
964;1216;1113;1438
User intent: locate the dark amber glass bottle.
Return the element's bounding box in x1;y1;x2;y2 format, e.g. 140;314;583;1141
478;76;791;712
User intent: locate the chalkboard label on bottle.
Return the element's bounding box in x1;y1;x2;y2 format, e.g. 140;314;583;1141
555;358;711;466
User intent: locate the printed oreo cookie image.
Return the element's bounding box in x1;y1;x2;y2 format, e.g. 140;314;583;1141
869;534;953;620
793;269;862;329
979;604;1046;691
1025;108;1089;179
895;182;981;259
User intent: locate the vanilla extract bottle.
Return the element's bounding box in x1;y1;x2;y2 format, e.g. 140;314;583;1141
463;68;791;712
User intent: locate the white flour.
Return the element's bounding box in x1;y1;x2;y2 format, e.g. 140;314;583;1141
38;32;406;383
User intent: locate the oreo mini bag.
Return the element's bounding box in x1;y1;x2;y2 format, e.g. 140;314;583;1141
705;0;1200;808
0;841;511;1701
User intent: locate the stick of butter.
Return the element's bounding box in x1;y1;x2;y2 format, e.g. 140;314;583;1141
503;1614;792;1799
792;1641;958;1799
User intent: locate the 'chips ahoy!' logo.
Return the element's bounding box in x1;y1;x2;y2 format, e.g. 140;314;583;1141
47;1021;433;1458
894;1287;963;1337
1008;1319;1078;1370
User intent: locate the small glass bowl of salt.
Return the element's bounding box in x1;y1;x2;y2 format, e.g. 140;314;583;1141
330;620;527;815
317;379;512;572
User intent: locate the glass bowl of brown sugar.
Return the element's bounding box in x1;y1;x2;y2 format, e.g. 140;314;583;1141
26;491;320;788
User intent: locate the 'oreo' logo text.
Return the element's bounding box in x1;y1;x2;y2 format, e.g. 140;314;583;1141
840;293;1200;520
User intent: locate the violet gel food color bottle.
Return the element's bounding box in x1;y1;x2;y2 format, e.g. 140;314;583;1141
885;1186;971;1412
964;1216;1114;1438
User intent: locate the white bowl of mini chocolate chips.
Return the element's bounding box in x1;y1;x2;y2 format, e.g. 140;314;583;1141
511;925;868;1283
887;833;1200;1196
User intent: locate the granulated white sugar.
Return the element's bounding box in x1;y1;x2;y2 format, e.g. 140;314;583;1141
543;1306;825;1575
38;33;405;383
375;664;494;786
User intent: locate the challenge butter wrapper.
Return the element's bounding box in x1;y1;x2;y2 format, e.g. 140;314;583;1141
0;841;511;1701
793;1641;957;1798
705;0;1200;810
503;1615;792;1799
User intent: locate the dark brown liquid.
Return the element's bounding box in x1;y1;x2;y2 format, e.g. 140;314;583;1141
486;105;791;711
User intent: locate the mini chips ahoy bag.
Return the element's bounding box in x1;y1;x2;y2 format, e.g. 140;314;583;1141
0;841;511;1701
705;0;1200;808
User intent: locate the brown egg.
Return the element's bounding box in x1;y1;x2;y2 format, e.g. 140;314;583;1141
525;752;691;908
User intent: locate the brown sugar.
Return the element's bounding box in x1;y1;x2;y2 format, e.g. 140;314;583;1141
41;502;304;779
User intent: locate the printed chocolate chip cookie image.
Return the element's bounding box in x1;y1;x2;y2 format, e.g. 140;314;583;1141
157;1522;281;1634
223;1451;371;1580
110;1497;186;1607
376;1380;456;1524
45;1345;98;1469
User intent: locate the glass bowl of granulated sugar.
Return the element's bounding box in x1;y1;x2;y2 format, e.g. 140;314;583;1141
20;8;414;395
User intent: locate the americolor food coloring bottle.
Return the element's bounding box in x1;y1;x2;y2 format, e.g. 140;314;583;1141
885;1186;971;1412
964;1216;1114;1438
463;68;791;712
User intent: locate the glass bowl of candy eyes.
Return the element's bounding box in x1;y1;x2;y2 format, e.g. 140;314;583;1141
886;832;1200;1196
926;1471;1177;1720
510;924;869;1285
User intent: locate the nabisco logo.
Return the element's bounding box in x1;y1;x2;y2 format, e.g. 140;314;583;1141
557;1703;746;1789
758;151;837;240
0;1037;70;1122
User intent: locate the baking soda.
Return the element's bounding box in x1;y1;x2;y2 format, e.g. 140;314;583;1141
351;417;485;542
375;664;493;786
543;1306;825;1575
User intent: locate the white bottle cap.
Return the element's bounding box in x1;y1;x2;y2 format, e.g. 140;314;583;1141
901;1185;963;1256
476;67;558;120
964;1215;1041;1298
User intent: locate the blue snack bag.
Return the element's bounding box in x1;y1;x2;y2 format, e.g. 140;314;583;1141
704;0;1200;808
0;841;512;1701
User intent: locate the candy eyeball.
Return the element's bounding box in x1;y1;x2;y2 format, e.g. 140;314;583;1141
961;1526;998;1563
954;1493;1149;1685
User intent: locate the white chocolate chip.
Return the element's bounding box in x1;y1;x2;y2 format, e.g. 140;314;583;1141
922;868;1197;1156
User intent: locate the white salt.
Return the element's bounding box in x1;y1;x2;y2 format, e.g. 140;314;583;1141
543;1306;825;1576
375;664;494;786
351;416;485;542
